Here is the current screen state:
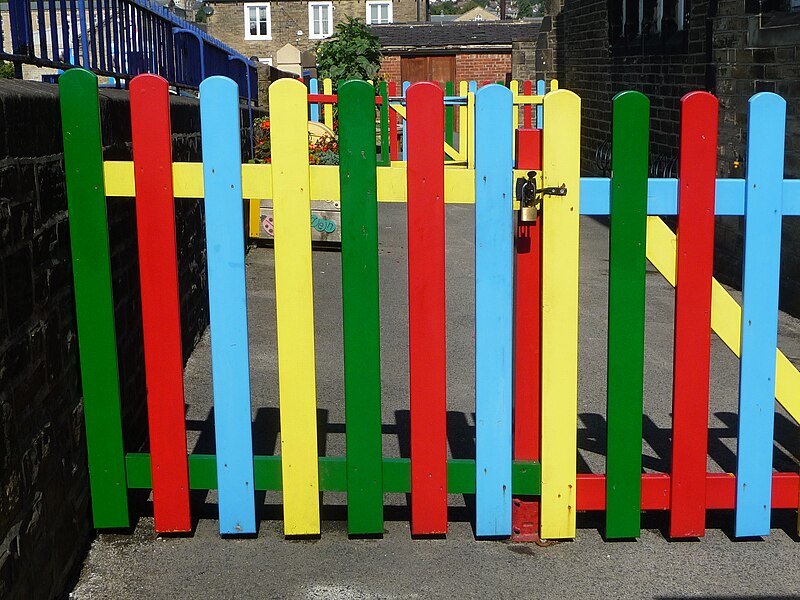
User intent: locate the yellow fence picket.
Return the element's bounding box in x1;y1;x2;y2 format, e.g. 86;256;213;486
540;89;581;540
511;80;519;156
459;81;468;159
269;78;321;536
467;90;476;170
323;78;333;130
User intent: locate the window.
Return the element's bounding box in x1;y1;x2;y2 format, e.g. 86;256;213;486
609;0;686;53
750;0;800;45
618;0;684;35
366;1;393;24
309;2;333;39
259;57;273;66
244;3;271;40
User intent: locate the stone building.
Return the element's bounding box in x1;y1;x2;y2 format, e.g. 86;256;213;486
515;0;800;313
203;0;423;67
519;0;800;176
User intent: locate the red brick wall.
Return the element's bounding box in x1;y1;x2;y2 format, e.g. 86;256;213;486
380;55;402;85
379;52;511;85
455;53;512;85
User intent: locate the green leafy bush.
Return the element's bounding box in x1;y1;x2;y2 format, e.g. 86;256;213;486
0;62;15;79
315;17;382;85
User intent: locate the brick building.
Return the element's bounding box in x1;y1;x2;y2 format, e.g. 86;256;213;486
204;0;422;66
374;20;541;86
516;0;800;313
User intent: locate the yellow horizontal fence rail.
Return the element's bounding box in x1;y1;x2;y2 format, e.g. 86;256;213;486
103;161;539;206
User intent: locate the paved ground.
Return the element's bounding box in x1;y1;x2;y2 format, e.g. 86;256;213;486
70;205;800;599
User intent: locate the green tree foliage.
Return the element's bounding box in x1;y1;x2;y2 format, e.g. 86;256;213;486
431;0;542;17
517;0;544;17
431;0;488;13
0;62;15;78
315;17;382;84
433;0;461;13
460;0;487;11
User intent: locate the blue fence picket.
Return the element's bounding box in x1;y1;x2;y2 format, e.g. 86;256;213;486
735;93;787;538
474;84;514;537
537;79;545;127
199;76;257;536
310;78;320;122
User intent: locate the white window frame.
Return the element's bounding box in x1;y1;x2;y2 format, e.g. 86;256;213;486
366;1;393;25
244;3;272;40
259;57;273;66
308;2;333;40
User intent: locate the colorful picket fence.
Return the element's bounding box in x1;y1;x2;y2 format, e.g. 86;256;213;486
59;67;800;541
304;77;555;169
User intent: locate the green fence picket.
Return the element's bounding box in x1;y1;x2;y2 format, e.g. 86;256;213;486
59;68;129;528
605;90;650;538
445;80;454;149
339;80;384;535
379;80;390;166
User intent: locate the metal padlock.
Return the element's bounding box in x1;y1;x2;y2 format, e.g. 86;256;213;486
520;200;539;223
518;171;539;223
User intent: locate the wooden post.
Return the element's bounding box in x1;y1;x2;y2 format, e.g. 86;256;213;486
270;78;322;536
59;68;130;529
540;89;581;540
339;80;384;535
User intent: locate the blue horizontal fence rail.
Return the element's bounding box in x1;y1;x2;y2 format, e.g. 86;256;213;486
0;0;257;103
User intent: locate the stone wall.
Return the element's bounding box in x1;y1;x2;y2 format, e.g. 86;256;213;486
257;62;300;106
205;0;420;65
0;79;252;600
712;0;800;310
528;0;711;173
525;0;800;316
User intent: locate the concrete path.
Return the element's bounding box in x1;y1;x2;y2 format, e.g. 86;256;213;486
70;206;800;599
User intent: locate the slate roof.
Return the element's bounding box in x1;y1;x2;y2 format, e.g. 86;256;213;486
370;19;541;50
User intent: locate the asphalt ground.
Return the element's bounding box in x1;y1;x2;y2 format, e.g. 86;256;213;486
70;205;800;599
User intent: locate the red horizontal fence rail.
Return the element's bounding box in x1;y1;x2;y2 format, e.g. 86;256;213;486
59;68;800;542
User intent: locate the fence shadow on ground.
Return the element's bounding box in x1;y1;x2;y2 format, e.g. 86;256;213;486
122;405;800;539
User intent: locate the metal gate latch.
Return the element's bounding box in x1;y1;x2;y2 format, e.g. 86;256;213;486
516;171;568;224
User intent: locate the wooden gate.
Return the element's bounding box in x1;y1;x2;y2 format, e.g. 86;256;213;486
59;68;800;542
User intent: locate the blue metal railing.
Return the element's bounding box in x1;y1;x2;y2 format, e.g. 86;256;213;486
0;0;258;104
